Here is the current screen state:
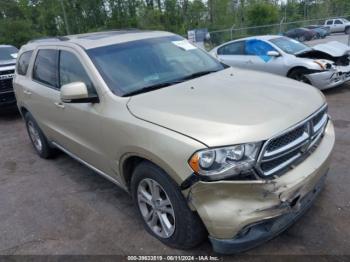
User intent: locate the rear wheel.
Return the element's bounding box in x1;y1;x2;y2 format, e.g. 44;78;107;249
131;161;207;249
288;68;311;84
24;112;56;158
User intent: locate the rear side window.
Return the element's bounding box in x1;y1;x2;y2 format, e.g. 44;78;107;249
326;20;333;25
218;41;245;55
59;50;96;95
33;49;59;88
17;51;33;76
335;20;343;25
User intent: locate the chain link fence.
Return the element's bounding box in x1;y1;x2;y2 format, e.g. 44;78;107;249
208;15;350;48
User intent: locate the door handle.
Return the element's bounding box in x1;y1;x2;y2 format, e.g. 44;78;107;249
54;102;65;109
23;90;32;95
246;60;253;64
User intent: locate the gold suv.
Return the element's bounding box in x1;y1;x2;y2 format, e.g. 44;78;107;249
13;30;335;254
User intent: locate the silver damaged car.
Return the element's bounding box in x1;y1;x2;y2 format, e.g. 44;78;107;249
210;36;350;90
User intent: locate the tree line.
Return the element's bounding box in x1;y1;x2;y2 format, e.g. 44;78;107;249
1;0;350;48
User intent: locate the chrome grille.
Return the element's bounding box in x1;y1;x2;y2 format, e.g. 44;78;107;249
257;105;328;177
0;79;13;92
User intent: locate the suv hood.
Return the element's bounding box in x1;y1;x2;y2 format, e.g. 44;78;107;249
0;59;16;67
127;68;325;147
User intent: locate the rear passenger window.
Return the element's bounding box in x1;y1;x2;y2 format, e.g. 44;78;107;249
326;20;333;25
59;51;96;95
33;49;59;88
218;41;245;55
17;51;33;76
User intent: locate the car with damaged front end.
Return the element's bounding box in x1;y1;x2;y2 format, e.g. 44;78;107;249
14;31;335;254
210;35;350;90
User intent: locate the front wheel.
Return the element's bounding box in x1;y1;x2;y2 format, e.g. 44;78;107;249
131;161;207;249
288;68;311;84
345;27;350;35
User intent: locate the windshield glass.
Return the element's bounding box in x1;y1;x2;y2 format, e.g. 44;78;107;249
270;37;311;55
342;18;349;23
87;36;225;96
0;46;18;61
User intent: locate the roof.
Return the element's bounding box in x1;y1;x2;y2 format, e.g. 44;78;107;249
213;35;283;50
0;45;17;48
25;30;175;50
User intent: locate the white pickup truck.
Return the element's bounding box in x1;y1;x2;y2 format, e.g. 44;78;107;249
324;18;350;34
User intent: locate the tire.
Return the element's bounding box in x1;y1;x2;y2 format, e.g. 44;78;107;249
24;112;56;159
288;68;311;84
345;27;350;35
131;161;207;249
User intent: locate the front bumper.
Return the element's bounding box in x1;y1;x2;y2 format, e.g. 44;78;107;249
307;66;350;90
188;121;335;254
0;91;16;107
209;173;326;254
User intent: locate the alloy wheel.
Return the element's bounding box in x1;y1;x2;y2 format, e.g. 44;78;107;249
137;178;175;238
28;121;42;152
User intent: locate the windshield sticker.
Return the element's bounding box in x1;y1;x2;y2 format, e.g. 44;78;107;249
11;53;17;59
172;40;197;51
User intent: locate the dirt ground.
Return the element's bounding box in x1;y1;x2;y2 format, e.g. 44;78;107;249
1;39;350;257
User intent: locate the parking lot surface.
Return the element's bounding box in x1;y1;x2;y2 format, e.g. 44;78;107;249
1;42;350;257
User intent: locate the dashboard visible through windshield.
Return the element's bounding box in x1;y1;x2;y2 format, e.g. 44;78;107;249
270;37;312;55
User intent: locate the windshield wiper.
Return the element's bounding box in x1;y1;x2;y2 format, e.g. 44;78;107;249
122;69;221;97
179;69;220;81
122;80;183;97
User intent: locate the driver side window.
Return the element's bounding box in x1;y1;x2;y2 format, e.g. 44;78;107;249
335;20;343;25
245;39;276;56
59;50;96;95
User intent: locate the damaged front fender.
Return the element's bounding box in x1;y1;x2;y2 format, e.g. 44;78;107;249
187;121;335;240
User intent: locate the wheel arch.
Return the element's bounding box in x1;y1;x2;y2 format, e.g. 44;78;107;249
287;66;310;77
19;106;29;117
120;152;183;191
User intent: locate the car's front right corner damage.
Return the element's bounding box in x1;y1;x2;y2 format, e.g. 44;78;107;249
186;120;335;254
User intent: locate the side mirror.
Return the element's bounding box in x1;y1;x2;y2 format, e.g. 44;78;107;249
267;51;281;57
60;82;99;103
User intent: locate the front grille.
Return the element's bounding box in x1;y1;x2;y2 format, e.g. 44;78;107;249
266;124;307;152
0;69;15;76
257;105;328;177
0;79;13;92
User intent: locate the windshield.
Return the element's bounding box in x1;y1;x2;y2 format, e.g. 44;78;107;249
342;18;349;23
87;36;225;96
270;37;311;55
0;46;18;61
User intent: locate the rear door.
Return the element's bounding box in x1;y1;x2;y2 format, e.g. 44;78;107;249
216;41;252;68
23;48;62;140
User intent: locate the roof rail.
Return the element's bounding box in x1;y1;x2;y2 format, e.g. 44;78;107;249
28;36;70;44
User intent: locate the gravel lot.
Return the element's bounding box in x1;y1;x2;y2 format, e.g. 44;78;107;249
1;36;350;257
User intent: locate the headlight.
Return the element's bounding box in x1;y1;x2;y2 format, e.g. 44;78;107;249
313;60;334;70
188;143;261;180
